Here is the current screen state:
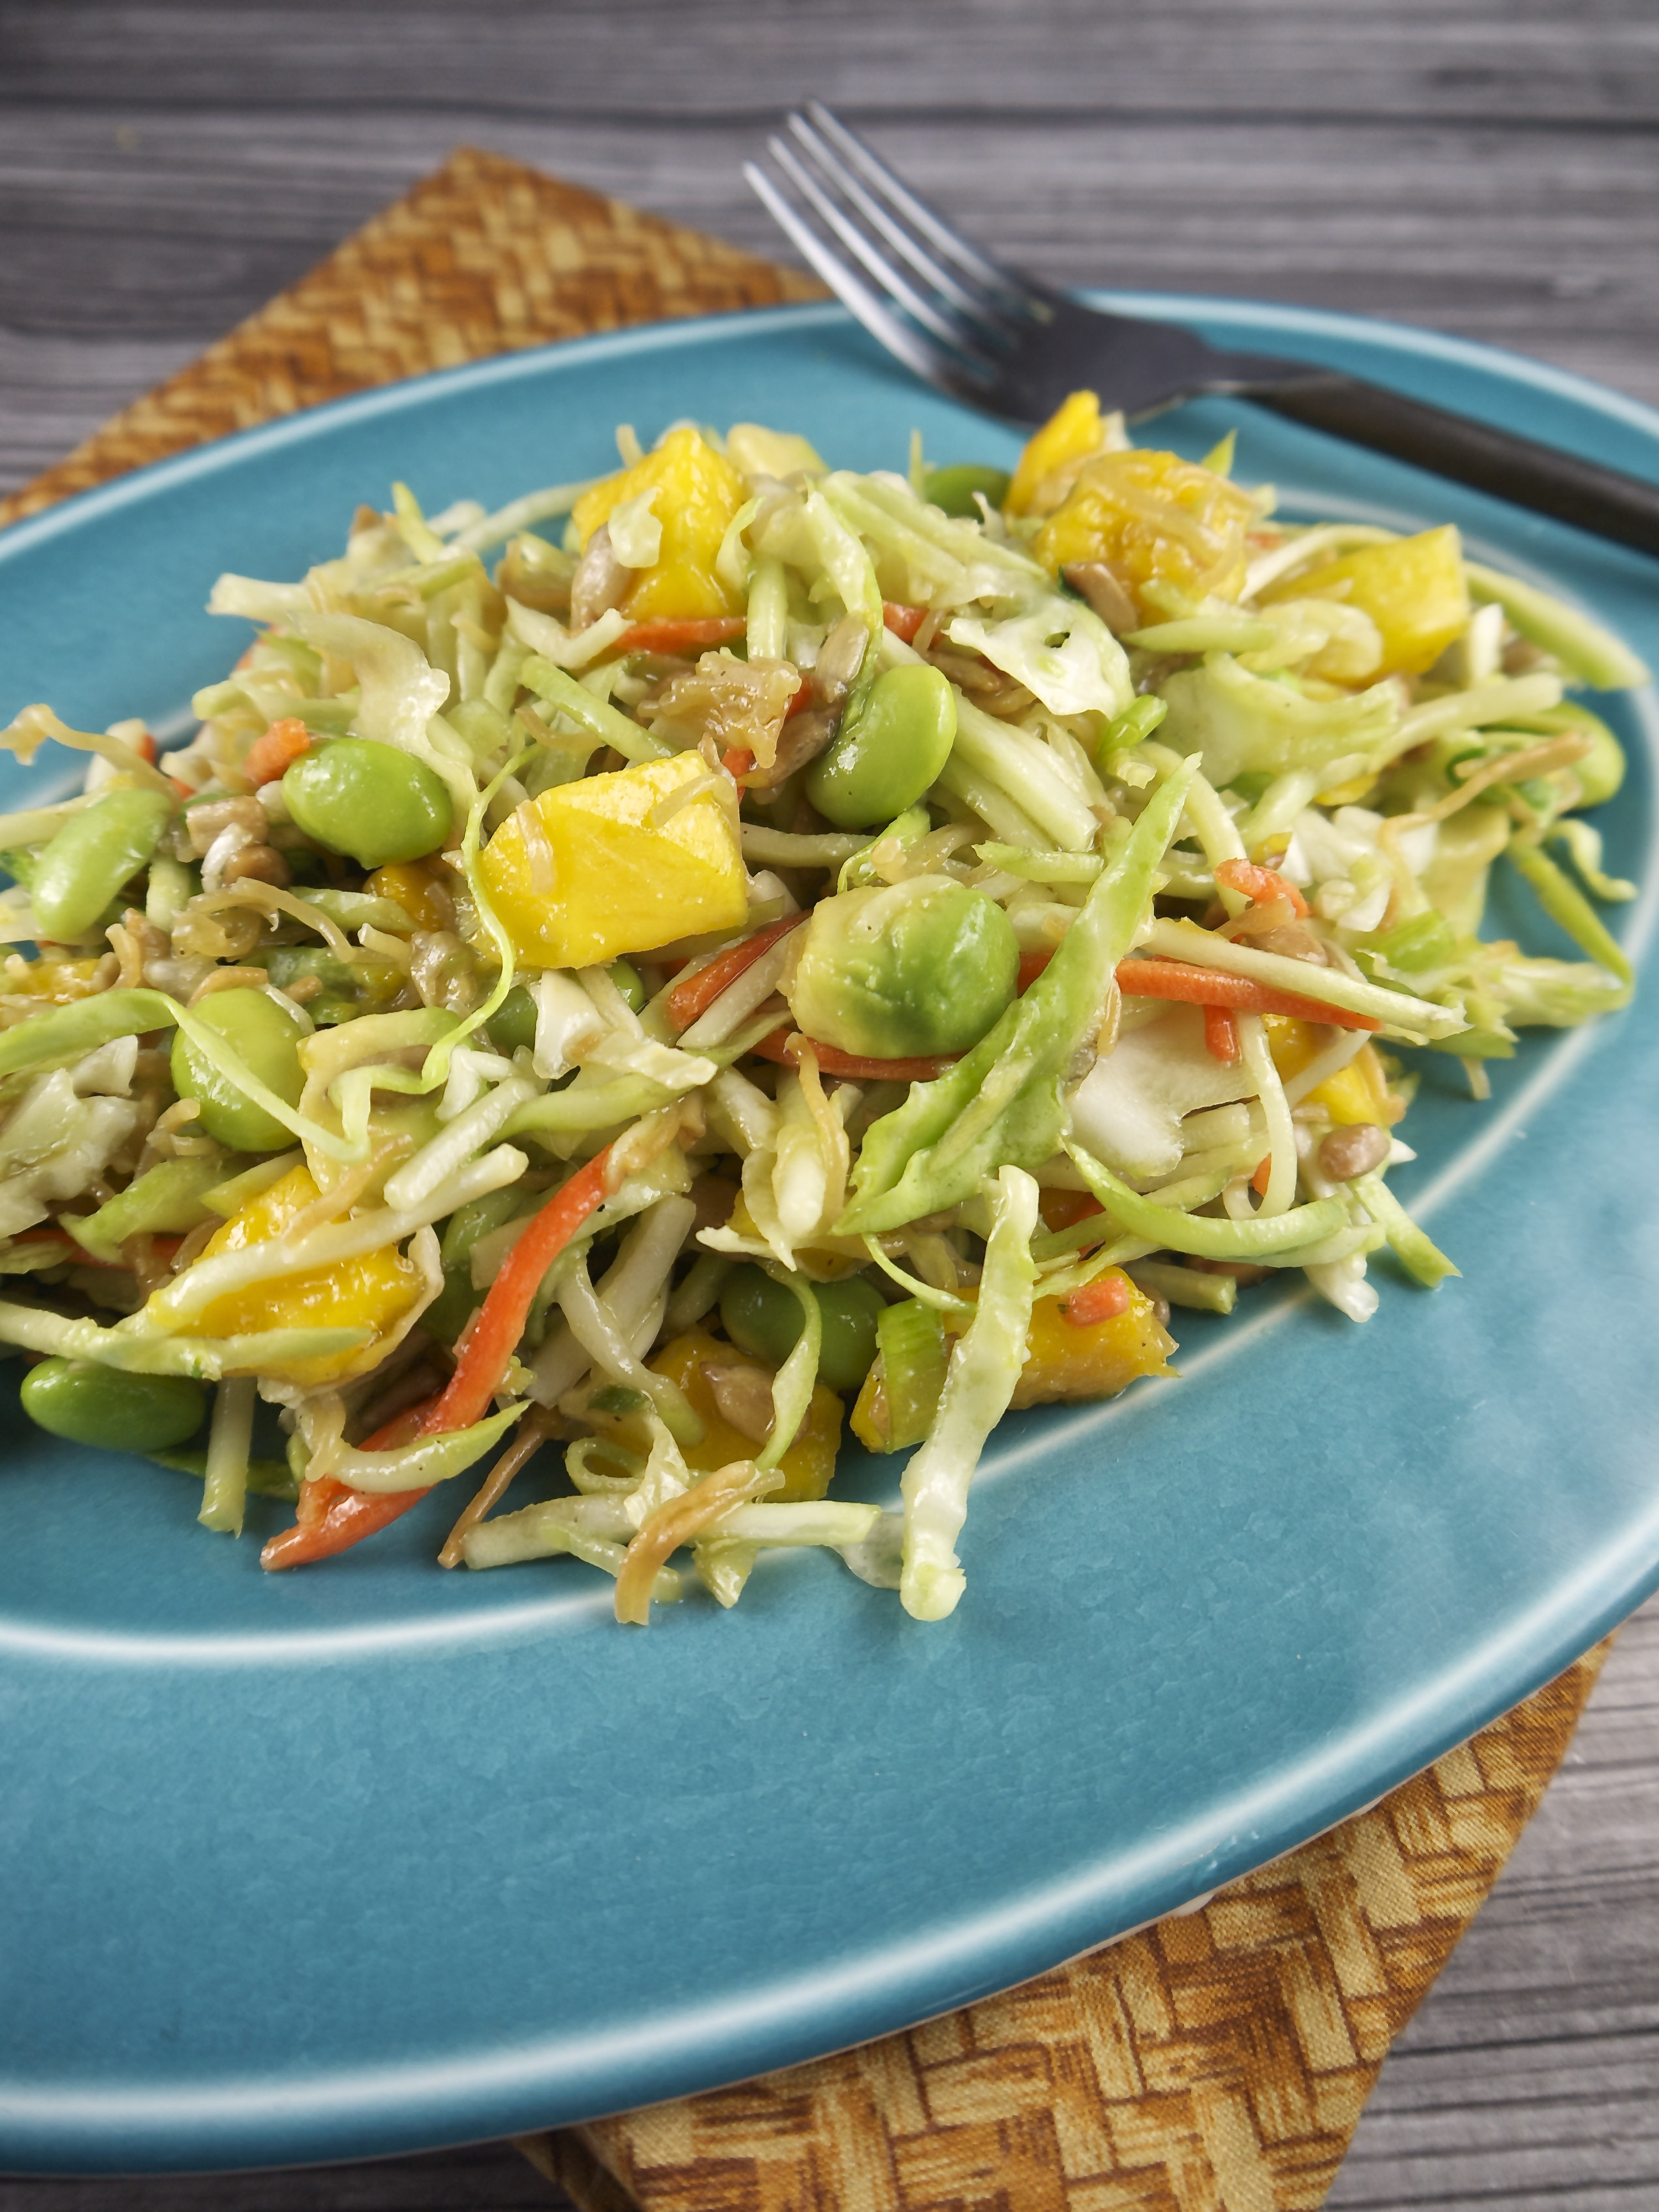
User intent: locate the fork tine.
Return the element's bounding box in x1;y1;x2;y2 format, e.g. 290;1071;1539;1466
742;160;989;400
802;104;1047;316
784;110;1016;335
763;135;998;363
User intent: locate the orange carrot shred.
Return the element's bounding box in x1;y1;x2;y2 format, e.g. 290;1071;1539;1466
749;1025;956;1083
1251;1155;1274;1198
1064;1271;1132;1326
1203;1003;1241;1062
1017;948;1054;993
1215;856;1310;919
262;1151;617;1572
1115;958;1380;1031
664;912;807;1032
881;601;928;643
242;716;312;789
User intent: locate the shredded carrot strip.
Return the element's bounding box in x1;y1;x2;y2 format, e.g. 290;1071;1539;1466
664;911;806;1032
242;716;312;789
881;601;928;643
1117;958;1380;1031
261;1150;615;1571
1203;1003;1241;1062
750;1026;956;1083
260;1483;427;1571
1251;1155;1273;1198
422;1146;614;1435
721;746;755;777
1063;1270;1132;1326
1017;948;1054;993
1215;856;1310;918
614;618;745;655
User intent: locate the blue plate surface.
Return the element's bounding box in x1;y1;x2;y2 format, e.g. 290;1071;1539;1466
1;299;1656;2173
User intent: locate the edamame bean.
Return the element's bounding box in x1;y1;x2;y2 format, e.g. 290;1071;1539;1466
790;875;1019;1058
719;1265;885;1394
170;988;307;1152
427;1187;526;1343
806;664;957;830
282;739;453;868
32;788;173;940
486;983;539;1055
21;1358;206;1454
922;462;1011;518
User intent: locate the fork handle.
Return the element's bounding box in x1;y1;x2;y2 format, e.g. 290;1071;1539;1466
1241;373;1659;559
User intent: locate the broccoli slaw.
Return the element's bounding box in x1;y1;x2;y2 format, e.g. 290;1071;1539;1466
0;392;1643;1623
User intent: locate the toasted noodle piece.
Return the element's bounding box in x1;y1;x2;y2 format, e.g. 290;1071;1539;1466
614;1459;778;1626
437;1403;560;1568
650;654;802;773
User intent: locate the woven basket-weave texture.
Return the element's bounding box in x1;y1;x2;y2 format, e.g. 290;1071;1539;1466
1;144;1609;2212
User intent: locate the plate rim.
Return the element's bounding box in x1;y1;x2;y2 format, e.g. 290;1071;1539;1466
6;289;1659;575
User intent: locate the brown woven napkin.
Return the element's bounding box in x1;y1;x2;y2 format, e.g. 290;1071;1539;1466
0;146;1612;2211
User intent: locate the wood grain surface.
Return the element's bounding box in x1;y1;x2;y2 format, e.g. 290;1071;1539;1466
3;4;1657;2205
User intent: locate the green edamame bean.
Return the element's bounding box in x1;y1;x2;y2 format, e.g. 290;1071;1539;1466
21;1357;206;1454
170;987;307;1152
805;664;957;831
422;1266;481;1345
790;875;1019;1059
487;984;539;1055
922;462;1011;519
439;1187;524;1270
719;1265;886;1394
32;788;173;941
282;738;453;868
428;1188;525;1343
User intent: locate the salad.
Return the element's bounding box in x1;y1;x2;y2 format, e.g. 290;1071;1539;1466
0;394;1644;1623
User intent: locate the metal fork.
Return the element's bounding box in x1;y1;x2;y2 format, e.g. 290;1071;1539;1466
746;105;1659;559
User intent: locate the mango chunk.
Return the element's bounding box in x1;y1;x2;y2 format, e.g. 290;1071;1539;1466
1270;525;1469;678
570;426;747;621
645;1328;843;1503
1007;1282;1176;1408
166;1162;424;1385
870;1274;1173;1429
1033;448;1255;618
1005;389;1108;517
479;750;747;969
1263;1016;1401;1127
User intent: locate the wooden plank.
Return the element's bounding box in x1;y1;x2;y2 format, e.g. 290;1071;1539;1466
4;0;1659;122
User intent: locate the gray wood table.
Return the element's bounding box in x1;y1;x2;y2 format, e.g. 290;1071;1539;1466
2;4;1657;2203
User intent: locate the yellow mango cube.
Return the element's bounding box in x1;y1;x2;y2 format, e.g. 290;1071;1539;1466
479;750;747;969
1271;525;1469;678
1032;448;1255;617
570;426;747;621
363;860;450;932
644;1329;843;1503
166;1162;424;1385
1005;389;1107;517
1307;1043;1402;1128
1262;1017;1401;1127
1008;1282;1176;1408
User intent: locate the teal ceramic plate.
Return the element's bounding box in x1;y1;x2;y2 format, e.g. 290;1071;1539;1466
1;299;1655;2172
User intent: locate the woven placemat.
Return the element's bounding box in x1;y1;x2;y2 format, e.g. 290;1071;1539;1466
0;145;1611;2211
